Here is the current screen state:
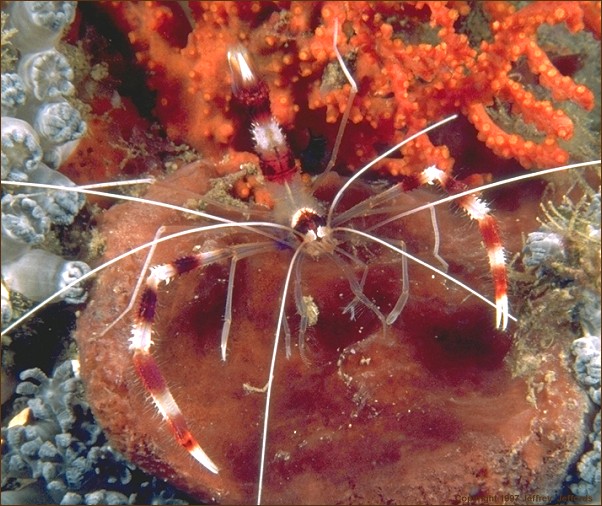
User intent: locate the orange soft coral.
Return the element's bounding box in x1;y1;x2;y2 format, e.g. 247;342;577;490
472;1;596;167
99;1;599;178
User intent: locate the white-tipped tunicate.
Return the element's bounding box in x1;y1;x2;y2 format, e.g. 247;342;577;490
522;230;566;268
1;74;26;117
572;334;601;415
1;117;43;181
7;1;77;54
18;49;75;101
43;139;80;169
1;194;50;246
2;248;90;304
2;3;89;319
34;101;86;146
570;334;602;497
579;289;601;338
23;163;85;225
570;438;601;496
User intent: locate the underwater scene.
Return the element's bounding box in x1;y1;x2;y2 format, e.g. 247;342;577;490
1;1;601;505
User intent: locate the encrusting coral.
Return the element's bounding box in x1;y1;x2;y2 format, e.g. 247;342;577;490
1;1;89;325
98;0;599;180
1;360;193;505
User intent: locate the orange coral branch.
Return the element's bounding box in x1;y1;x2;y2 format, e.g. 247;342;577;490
467;103;569;168
98;1;599;177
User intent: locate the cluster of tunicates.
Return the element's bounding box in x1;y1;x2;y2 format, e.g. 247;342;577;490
571;335;601;496
522;230;566;273
1;361;192;504
1;1;89;325
523;193;601;498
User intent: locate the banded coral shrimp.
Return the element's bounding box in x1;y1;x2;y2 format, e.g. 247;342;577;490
2;25;601;506
3;158;600;506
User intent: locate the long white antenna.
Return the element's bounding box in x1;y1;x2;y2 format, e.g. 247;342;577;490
321;17;358;177
1;220;296;336
256;244;306;505
365;159;602;232
326;114;458;226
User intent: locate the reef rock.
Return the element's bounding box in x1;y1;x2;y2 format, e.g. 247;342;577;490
75;162;590;504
